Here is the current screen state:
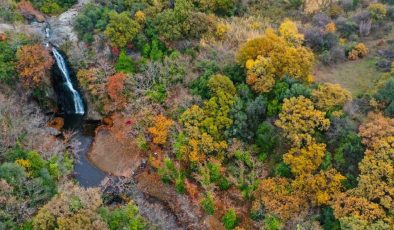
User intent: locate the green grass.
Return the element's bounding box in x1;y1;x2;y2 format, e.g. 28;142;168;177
314;57;381;97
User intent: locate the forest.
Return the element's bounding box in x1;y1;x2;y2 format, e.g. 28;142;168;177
1;0;394;229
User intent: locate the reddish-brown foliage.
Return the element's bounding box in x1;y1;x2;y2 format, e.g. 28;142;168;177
17;44;54;87
107;72;126;109
0;33;7;41
16;0;45;22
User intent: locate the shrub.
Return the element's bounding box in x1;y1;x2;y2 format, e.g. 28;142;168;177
321;206;341;230
115;50;135;73
201;193;215;215
74;4;108;43
336;17;358;38
273;162;292;178
148;115;174;145
368;3;387;21
175;172;186;194
0;162;26;187
30;0;77;14
147;84;167;104
264;215;282;230
375;77;394;117
330;4;344;18
16;44;54;87
340;0;355;12
222;209;237;230
256;122;278;157
387;6;394;20
0;40;17;84
347;42;368;60
104;11;140;48
312;13;331;27
158;158;177;184
0;1;23;23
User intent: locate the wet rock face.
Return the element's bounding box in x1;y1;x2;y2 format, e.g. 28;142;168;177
47;9;78;46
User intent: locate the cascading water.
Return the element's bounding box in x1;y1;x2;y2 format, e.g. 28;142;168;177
52;48;85;115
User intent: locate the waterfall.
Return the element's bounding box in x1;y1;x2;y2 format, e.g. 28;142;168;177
52;48;85;115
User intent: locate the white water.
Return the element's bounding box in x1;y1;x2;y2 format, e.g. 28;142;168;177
52;48;85;115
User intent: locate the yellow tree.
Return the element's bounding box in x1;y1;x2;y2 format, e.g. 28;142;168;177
275;96;330;146
278;18;304;45
292;169;345;206
148;115;174;145
283;141;326;175
354;136;394;211
179;75;236;162
253;177;308;221
311;83;352;112
237;20;314;93
104;11;141;48
332;192;387;223
359;113;394;149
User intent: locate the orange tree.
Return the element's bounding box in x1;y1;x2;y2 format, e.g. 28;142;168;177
148;115;174;145
16;44;53;87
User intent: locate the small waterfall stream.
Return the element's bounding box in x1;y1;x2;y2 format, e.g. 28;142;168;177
52;48;85;115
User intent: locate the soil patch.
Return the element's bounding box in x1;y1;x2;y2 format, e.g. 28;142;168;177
88;115;143;177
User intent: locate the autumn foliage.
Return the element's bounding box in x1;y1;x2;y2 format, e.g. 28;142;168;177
148;115;174;145
238;20;314;93
275;96;330;145
16;44;54;87
107;72;126;109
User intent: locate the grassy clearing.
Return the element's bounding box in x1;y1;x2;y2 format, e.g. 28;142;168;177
314;57;381;97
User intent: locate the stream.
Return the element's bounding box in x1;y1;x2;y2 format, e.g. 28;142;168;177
50;41;185;230
50;42;106;187
40;4;199;226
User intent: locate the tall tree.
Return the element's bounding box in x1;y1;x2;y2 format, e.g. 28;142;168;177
104;11;140;48
16;44;53;87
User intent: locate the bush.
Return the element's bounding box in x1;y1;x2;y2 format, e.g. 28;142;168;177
387;6;394;20
320;206;341;230
201;193;215;215
30;0;77;14
336;17;358;38
304;27;338;52
368;3;387;21
375;77;394;117
340;0;355;12
273;162;292;178
264;215;282;230
256;122;278;157
99;203;147;230
74;4;108;43
0;162;26;187
319;47;346;65
189;61;220;99
115;49;135;73
222;209;237;230
312;13;331;27
147;84;167;103
0;40;17;84
104;11;140;48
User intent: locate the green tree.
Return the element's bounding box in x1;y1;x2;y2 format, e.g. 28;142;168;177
115;49;135;73
104;11;140;48
100;203;147;230
222;209;237;230
74;4;108;43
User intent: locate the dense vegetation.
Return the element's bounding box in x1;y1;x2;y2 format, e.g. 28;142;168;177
1;0;394;229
